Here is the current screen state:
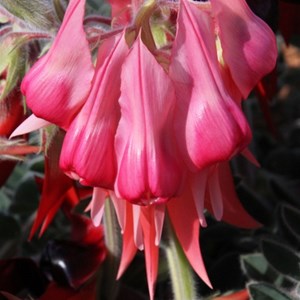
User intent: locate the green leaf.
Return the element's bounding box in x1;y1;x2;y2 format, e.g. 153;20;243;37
0;33;26;100
241;253;275;281
97;199;121;300
0;0;55;30
0;189;11;212
248;283;292;300
0;214;20;240
261;239;300;281
280;204;300;244
10;174;39;216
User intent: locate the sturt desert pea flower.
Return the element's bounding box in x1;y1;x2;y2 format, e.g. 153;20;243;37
9;0;277;298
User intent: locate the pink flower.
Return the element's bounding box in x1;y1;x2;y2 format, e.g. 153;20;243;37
10;0;277;299
114;35;184;203
59;32;128;190
211;0;277;99
20;0;94;130
170;0;252;171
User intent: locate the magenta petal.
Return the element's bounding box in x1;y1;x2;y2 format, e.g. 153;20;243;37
115;37;183;202
211;0;277;98
21;0;94;129
170;0;252;170
60;33;128;189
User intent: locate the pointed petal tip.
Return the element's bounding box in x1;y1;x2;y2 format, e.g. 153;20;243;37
241;148;260;167
200;218;207;227
9;114;51;138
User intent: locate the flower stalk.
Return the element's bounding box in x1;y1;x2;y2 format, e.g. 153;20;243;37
96;198;121;300
165;215;198;300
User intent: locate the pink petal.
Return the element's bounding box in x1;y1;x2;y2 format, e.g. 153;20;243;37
211;0;277;98
59;33;128;189
117;202;138;279
217;162;260;229
90;188;108;227
208;165;223;221
154;204;165;246
109;0;131;26
110;191;126;233
21;0;94;130
167;189;211;288
190;170;208;227
10;114;51;138
115;36;183;202
170;0;252;170
241;148;260;167
133;205;144;250
140;206;159;300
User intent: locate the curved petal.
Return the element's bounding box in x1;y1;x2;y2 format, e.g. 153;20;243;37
140;206;159;300
60;33;128;189
21;0;94;129
167;189;211;288
115;36;183;203
170;0;251;171
10;114;51;138
217;162;260;228
117;202;137;279
211;0;277;98
29;131;75;239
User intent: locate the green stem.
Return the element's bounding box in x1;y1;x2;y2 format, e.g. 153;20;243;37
165;215;198;300
96;198;121;300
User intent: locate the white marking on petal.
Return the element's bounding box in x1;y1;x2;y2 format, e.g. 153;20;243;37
91;187;107;227
133;205;144;250
110;191;126;234
154;203;165;246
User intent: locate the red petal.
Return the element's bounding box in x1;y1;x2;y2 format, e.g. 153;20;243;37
117;202;137;279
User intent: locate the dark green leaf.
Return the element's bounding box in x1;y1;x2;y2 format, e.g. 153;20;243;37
248;283;292;300
10;174;39;216
279;204;300;245
236;182;275;226
241;253;275;281
261;239;300;281
0;214;20;240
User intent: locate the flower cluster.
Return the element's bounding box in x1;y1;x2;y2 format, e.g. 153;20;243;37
11;0;277;298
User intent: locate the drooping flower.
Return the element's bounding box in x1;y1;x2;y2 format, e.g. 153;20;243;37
20;0;94;130
170;0;252;171
59;32;128;190
211;0;277;99
114;35;183;203
7;0;278;299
